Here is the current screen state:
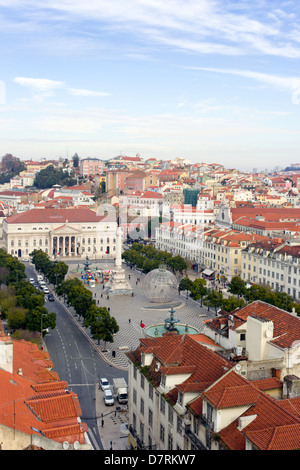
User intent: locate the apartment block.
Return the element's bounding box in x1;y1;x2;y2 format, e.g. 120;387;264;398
241;239;300;300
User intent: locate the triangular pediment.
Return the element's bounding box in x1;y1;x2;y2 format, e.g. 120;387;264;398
50;224;82;235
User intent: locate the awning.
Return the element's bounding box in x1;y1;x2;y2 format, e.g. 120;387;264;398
202;269;214;276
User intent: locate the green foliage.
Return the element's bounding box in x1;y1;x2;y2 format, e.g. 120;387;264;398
30;249;69;285
222;296;245;312
33;164;77;189
203;289;223;313
26;306;56;334
179;277;193;293
228;276;247;297
0;249;26;284
56;276;120;348
122;243;188;274
90;312;119;349
190;278;207;305
0;153;26;184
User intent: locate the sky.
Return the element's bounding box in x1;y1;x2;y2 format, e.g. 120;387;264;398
0;0;300;171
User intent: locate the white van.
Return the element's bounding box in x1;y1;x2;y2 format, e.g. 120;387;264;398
103;389;114;406
90;279;95;288
37;275;43;281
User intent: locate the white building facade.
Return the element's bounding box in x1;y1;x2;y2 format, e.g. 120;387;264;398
3;208;117;260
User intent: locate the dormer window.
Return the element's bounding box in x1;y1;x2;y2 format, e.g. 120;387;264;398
178;390;183;406
160;373;166;387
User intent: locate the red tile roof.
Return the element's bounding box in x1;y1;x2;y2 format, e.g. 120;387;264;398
0;328;88;446
206;300;300;350
4;208;104;224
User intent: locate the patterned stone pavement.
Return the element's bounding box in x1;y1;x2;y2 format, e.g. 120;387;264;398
67;260;217;371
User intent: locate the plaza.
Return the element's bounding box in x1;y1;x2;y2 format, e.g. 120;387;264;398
66;259;217;371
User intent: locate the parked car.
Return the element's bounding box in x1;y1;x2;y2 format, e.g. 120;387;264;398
100;378;110;391
29;278;35;284
103;389;114;406
43;286;49;294
48;293;55;302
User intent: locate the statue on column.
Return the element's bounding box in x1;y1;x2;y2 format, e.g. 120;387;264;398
105;226;132;296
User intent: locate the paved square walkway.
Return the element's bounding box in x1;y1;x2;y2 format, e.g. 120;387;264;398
66;260;217;370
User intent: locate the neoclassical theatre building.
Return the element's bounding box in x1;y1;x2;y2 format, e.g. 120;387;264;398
2;208;118;260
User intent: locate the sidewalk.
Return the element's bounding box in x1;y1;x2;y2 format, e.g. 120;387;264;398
95;383;129;450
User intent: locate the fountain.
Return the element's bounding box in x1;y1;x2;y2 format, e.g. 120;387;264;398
144;306;199;338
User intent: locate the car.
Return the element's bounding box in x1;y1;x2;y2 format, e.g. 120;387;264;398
100;378;110;391
103;389;114;406
29;278;35;284
43;287;49;294
48;293;55;302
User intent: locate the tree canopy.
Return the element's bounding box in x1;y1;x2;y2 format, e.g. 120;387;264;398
0;154;26;184
122;243;189;274
33;164;77;189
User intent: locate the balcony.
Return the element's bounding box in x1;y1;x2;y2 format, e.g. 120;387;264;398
128;424;157;450
184;425;206;450
201;415;214;431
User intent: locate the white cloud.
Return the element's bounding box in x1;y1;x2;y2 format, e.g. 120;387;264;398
3;0;300;58
189;67;300;100
14;77;64;95
14;77;110;100
68;88;110;97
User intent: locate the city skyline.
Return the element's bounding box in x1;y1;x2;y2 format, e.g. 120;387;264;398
0;0;300;170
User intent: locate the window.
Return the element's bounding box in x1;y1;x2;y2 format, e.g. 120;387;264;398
133;388;137;405
177;416;182;435
194;417;199;435
160;395;165;414
141;374;145;390
168;433;173;450
148;408;153;427
168;405;173;424
140;398;144;416
160;424;165;443
149;383;153;400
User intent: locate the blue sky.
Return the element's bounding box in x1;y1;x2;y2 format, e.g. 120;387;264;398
0;0;300;170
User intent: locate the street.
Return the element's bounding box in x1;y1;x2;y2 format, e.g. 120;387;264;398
25;262;127;450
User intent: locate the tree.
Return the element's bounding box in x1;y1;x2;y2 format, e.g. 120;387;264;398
222;296;245;312
48;261;69;285
72;153;79;168
34;165;76;189
179;277;193;296
190;278;207;306
1;153;25;173
26;306;56;334
7;306;27;330
204;289;223;314
90;312;119;350
229;276;247;297
167;255;188;274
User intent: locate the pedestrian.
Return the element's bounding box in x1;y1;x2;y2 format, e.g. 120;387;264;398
108;307;110;312
129;319;131;323
97;300;100;305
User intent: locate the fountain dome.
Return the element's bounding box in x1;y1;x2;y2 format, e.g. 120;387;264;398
142;265;178;303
